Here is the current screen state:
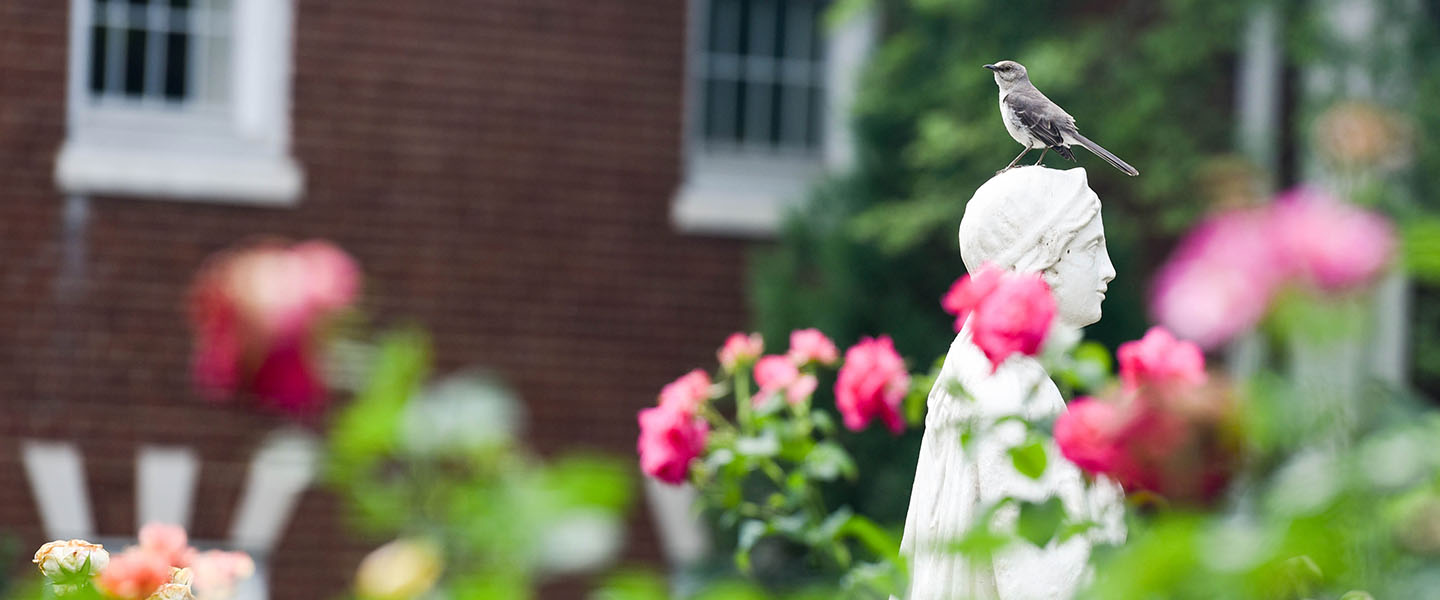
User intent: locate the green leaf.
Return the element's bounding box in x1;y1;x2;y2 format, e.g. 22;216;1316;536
1008;439;1048;480
804;441;858;480
1403;217;1440;284
589;569;670;600
705;448;735;470
813;506;856;544
839;513;902;563
1058;519;1097;543
734;431;781;458
1016;497;1066;547
735;520;770;572
541;454;632;512
1339;592;1375;600
906;355;945;425
1073;341;1113;373
811;410;837;434
771;512;810;537
824;0;872;30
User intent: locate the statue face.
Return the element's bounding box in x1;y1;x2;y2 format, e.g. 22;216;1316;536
1045;214;1115;328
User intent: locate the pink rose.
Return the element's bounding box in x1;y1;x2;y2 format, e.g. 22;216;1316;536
941;265;1003;331
137;523;193;568
1151;211;1282;349
717;332;764;372
188;240;361;419
246;341;330;417
292;240;362;314
1062;383;1240;506
97;549;173;600
1117;326;1207;391
636;404;709;485
834;336;909;435
190;550;255;599
786;329;839;366
658;369;711;416
1054;398;1125;475
1270;187;1395;292
968;273;1056;372
753;355;818;407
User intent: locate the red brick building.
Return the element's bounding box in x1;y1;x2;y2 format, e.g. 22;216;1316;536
0;0;865;597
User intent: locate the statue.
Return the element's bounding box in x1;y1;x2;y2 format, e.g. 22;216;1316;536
898;167;1126;599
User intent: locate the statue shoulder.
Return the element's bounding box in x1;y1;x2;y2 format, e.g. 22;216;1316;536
927;334;1059;423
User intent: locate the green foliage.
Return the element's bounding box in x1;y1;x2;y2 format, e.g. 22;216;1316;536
326;331;632;599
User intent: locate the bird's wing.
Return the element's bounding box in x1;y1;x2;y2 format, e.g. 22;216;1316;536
1003;90;1075;148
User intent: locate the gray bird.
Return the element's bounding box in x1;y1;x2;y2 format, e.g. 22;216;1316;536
985;60;1139;176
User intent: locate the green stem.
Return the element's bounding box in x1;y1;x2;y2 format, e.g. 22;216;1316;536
735;372;753;432
759;458;786;487
700;404;738;436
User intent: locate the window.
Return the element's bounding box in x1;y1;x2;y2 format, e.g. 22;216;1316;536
58;0;302;205
85;0;229;109
673;0;874;236
698;0;827;156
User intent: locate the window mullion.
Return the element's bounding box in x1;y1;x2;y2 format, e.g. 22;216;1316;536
190;0;209;107
103;1;126;97
144;1;169;102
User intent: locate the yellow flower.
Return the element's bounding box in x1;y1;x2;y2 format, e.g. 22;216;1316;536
355;539;443;600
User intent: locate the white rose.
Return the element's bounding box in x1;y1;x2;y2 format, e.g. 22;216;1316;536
33;539;110;579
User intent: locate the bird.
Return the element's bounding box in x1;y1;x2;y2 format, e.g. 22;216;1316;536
984;60;1139;176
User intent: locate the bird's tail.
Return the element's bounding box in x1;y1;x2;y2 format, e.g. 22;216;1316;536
1070;132;1139;176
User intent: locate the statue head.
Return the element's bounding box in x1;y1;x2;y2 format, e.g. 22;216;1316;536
958;167;1116;328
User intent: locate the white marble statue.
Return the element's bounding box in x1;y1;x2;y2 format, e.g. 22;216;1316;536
898;167;1126;600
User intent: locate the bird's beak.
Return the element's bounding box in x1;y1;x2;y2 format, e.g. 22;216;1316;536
983;64;998;71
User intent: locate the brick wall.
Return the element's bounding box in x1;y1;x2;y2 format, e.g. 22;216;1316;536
0;1;749;597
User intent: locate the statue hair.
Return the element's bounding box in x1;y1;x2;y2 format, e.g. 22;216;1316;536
958;167;1101;278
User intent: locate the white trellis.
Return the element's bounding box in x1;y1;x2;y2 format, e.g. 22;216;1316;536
21;428;320;600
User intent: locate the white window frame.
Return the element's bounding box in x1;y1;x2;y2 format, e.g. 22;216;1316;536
57;0;303;206
673;0;874;237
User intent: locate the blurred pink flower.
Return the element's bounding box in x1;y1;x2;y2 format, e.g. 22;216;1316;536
968;272;1056;372
137;523;193;569
1271;187;1395;292
1151;211;1282;349
1059;380;1240;506
1152;188;1396;349
98;549;173;600
1054;398;1125;475
717;332;764;372
190;550;255;599
786;329;839;366
1117;326;1207;391
940;264;1003;331
636;404;709;485
834;336;909;435
189;240;360;419
657;369;711;416
753;355;818;406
